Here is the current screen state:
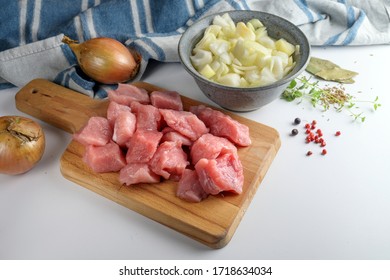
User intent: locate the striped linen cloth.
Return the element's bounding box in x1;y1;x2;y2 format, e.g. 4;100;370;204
0;0;389;97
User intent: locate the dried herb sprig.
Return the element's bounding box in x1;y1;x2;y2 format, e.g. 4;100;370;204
282;76;381;122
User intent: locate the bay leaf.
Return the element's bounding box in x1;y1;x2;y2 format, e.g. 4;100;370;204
306;57;358;83
306;57;339;73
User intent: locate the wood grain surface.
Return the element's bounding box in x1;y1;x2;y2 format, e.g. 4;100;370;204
15;78;281;248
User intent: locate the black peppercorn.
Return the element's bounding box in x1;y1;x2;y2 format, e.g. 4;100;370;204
294;117;301;125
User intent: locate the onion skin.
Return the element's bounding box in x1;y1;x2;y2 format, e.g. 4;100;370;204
0;116;45;175
63;36;141;84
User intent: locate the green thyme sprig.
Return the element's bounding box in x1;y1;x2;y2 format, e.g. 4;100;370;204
282;76;381;122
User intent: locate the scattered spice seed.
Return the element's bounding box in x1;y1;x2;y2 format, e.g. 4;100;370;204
307;151;313;156
305;123;311;129
294;118;301;125
291;128;299;136
321;149;327;155
335;131;341;136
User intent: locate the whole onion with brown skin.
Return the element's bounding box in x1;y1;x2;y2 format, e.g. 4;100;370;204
62;36;141;84
0;116;45;175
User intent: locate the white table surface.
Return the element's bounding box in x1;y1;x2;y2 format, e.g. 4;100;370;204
1;45;389;260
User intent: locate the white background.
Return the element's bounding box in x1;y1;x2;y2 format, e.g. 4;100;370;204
1;45;389;260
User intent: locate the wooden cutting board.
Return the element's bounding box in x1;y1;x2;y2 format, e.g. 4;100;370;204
15;78;281;249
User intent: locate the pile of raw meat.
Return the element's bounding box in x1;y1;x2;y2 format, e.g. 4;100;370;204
73;83;251;202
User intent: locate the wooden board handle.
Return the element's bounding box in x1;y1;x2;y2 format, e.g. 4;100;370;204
15;79;108;133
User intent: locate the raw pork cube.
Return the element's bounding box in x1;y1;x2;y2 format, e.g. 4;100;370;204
150;90;183;111
159;109;208;141
126;130;163;163
195;152;244;195
112;111;136;147
119;163;160;186
161;127;192;146
106;101;131;127
107;83;150;106
131;102;163;131
83;141;126;173
73;116;112;146
177;169;208;202
190;133;237;164
149;141;189;180
190;105;251;146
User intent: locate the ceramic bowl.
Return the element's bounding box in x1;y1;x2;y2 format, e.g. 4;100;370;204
178;10;310;111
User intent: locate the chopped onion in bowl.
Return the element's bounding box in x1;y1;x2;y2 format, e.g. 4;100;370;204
190;13;298;88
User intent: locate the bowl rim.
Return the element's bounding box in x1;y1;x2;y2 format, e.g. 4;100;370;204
178;10;311;92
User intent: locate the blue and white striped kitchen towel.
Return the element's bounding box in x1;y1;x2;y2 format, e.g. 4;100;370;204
1;0;389;97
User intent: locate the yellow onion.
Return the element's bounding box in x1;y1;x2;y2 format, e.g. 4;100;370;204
0;116;45;175
63;36;141;84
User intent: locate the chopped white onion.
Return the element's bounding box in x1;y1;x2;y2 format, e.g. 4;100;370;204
190;13;297;87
